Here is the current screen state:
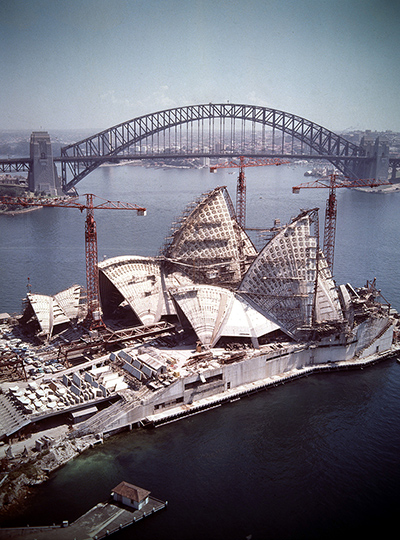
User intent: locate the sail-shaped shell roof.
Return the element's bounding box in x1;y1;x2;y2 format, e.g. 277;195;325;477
98;256;194;325
98;194;342;343
99;256;163;325
99;187;258;324
163;186;257;285
170;285;281;347
26;285;82;339
239;210;343;335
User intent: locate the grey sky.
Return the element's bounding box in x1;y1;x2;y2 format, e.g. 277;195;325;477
1;0;399;132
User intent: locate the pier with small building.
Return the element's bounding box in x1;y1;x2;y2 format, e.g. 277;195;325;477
0;481;167;540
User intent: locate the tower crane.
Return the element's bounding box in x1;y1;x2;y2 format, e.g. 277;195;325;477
0;194;146;328
292;173;391;274
210;156;290;228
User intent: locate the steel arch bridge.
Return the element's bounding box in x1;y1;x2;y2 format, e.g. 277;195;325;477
60;103;371;192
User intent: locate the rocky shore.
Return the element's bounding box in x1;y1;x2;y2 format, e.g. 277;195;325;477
0;433;102;517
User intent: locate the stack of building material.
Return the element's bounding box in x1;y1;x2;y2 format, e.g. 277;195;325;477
0;393;30;440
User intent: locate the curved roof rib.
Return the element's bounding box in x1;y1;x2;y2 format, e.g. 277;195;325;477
239;210;343;336
170;285;281;348
163;186;257;286
98;255;194;325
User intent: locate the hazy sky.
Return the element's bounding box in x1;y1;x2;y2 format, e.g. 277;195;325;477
1;0;399;132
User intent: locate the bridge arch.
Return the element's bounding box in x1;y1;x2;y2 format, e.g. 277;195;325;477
61;103;365;192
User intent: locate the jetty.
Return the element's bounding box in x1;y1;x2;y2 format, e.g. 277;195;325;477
0;482;167;540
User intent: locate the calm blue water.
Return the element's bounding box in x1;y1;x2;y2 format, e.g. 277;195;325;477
1;164;400;539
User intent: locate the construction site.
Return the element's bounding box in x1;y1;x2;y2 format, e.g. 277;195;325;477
1;167;400;464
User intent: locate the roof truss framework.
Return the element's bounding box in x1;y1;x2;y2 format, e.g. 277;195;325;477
239;210;343;335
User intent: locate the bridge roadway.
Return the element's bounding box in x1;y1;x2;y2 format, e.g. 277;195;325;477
0;152;381;177
2;151;395;195
0;103;394;191
0;152;376;168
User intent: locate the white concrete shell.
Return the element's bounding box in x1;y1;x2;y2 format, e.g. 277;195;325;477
98;256;194;325
239;210;343;335
27;285;81;338
98;198;341;341
98;187;258;324
163;186;257;284
216;293;281;343
170;285;281;347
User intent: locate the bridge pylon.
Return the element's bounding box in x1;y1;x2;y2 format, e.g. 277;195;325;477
352;136;390;182
27;131;62;196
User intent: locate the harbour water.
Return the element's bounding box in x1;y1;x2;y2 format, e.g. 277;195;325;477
1;164;400;539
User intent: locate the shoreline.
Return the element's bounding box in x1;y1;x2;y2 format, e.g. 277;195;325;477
0;432;102;519
1;343;398;523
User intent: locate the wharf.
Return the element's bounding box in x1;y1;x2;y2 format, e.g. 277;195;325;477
0;497;167;540
144;345;400;428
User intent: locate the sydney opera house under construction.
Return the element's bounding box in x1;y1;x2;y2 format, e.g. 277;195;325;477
98;186;342;347
3;186;398;440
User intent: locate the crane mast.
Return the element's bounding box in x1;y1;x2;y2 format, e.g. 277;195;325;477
210;156;289;228
323;177;337;273
0;193;146;329
293;173;391;274
236;160;246;228
85;194;101;325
